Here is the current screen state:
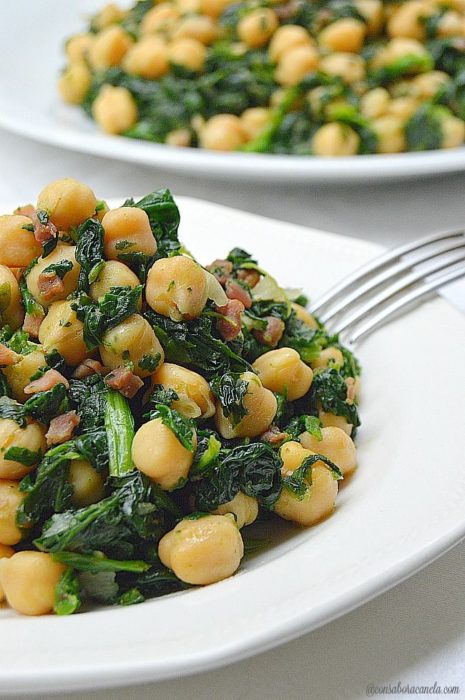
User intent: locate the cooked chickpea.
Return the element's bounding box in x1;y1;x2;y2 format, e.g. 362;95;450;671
360;87;390;119
158;514;244;584
26;244;80;307
388;96;419;119
312;123;360;156
238;8;279;49
141;3;180;33
0;551;66;616
169;38;207;72
441;114;465;148
437;10;464;36
319;18;366;53
0;544;14;603
253;348;313;401
166;128;192;147
58;62;92;105
312;347;344;370
100;313;164;378
37;178;97;231
300;426;357;476
132;417;196;490
274;441;338;526
354;0;384;33
65;33;94;63
387;0;432;40
89;25;133;70
372;115;406;153
319;53;366;83
240;107;270;139
146;255;208;321
0;480;25;545
69;459;105;506
291;302;318;329
151;363;215;419
269;25;313;63
123;37;169;79
371;38;430;71
3;350;46;403
93;3;126;30
319;410;353;436
199;0;236;18
92;85;138;135
102;206;157;260
0;215;42;267
173;15;218;45
177;0;201;13
90;260;141;305
215;371;277;439
39;300;88;366
0;265;23;330
199;114;247;151
213;492;258;528
412;71;450;99
0;419;46;480
275;45;320;86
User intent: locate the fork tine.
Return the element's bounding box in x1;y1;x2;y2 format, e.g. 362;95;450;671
320;238;465;324
338;263;465;346
327;249;465;335
310;229;465;316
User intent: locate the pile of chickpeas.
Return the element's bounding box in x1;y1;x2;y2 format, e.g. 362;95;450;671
0;177;360;616
58;0;465;155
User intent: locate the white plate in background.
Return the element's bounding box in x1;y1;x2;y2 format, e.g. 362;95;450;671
1;197;465;694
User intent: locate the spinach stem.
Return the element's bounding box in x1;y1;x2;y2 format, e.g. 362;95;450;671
105;389;135;476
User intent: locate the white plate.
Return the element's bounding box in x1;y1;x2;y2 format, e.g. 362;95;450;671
1;196;465;695
1;0;465;183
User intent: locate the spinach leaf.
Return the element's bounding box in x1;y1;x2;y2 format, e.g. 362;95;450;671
24;383;69;423
69;374;107;432
52;551;149;573
406;104;444;151
190;430;222;479
116;564;189;600
42;259;73;280
282;454;342;499
310;368;360;428
0;396;27;427
19;276;45;322
210;372;249;426
147;385;179;408
75;218;105;292
131;189;181;259
138;352;162;373
280;312;328;363
150;404;196;453
227;248;257;268
54;568;82;616
3;446;41;466
6;330;38;356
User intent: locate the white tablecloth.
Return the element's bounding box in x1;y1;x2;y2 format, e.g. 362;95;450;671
1;127;464;700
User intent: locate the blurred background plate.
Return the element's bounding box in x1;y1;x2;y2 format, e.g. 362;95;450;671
0;0;464;183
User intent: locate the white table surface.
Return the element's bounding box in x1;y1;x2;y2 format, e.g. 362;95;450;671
1;127;465;700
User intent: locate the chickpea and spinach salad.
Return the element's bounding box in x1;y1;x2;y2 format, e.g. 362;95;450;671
0;178;361;617
59;0;465;155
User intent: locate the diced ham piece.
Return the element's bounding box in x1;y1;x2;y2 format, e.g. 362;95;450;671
216;299;244;342
24;369;69;395
37;271;65;302
345;377;357;405
253;316;285;348
105;366;144;399
46;411;80;446
14;204;35;218
72;359;109;379
225;280;252;309
206;259;233;286
23;312;44;338
260;426;288;445
0;343;21;367
31;211;58;245
236;268;261;289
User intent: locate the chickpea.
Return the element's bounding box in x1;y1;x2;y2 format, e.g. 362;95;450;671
300;426;357;476
141;3;180;34
92;85;138;135
441;115;465;148
132;417;196;490
319;410;353;436
312;123;360;156
312;347;344;370
360;87;390;119
199;0;236;19
0;215;42;267
37;178;97;231
291;302;318;329
372;115;406;153
158;514;244;584
275;45;320;86
151;363;215;419
102;206;156;260
90;260;141;306
268;25;313;63
100;314;164;378
238;8;279;49
26;244;80;308
177;0;201;13
3;350;46;403
319;18;366;53
213;492;258;528
93;3;126;30
65;33;94;63
0;543;14;603
215;371;277;439
412;71;450;99
123;37;169;79
388;96;419;119
274;441;338;526
146;255;208;321
165;128;192;147
199;114;247;151
371;38;430;71
252;348;313;401
173;16;218;45
169;38;207;72
0;419;46;480
354;0;384;33
387;1;432;40
58;62;92;105
69;459;105;506
0;480;25;545
89;25;133;70
319;53;366;83
241;107;270;139
0;551;66;616
39;300;88;366
0;265;23;330
437;10;464;36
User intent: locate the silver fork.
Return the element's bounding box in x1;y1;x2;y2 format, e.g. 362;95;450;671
309;229;465;346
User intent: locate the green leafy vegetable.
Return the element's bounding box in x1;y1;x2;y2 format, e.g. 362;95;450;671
42;260;73;280
150;404;196;453
310;368;360;428
282;454;343;499
210;372;249;426
3;446;41;466
54;569;82;616
75;218;105;292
